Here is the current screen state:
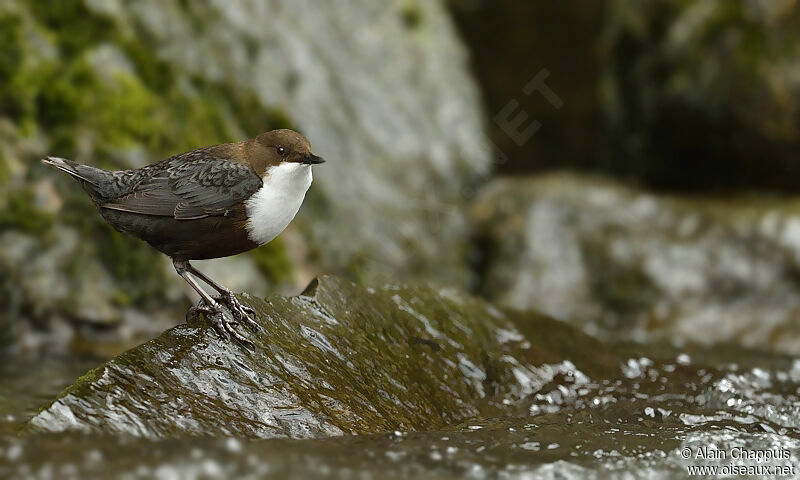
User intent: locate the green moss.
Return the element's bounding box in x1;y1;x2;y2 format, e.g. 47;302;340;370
399;3;423;30
0;153;9;185
34;60;231;167
36;60;172;160
93;223;167;307
342;253;371;285
7;2;298;158
58;186;168;306
186;80;296;140
0;15;23;78
0;14;26;119
248;237;294;284
28;0;115;58
119;40;174;93
27;54;299;303
160;87;237;152
48;363;107;405
94;74;172;149
0;12;57;130
36;60;95;130
2;0;307;314
0;189;53;234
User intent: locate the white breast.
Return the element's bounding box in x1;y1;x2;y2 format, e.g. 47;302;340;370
244;162;313;245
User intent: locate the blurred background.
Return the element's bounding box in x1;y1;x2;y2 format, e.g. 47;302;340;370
2;0;800;358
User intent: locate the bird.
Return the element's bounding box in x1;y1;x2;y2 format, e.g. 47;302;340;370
42;129;324;346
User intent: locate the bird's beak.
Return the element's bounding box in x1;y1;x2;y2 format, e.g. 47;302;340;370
303;154;325;165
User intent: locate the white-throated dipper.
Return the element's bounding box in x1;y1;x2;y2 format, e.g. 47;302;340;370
43;129;324;346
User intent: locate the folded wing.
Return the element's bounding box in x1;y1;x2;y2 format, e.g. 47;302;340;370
101;154;263;220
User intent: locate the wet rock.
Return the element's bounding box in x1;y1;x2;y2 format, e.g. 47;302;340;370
471;173;800;354
29;275;618;439
0;0;488;351
11;340;800;477
13;278;800;475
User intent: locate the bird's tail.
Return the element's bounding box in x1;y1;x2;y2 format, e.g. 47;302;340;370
42;156;123;202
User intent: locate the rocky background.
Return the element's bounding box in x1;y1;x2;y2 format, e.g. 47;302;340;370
0;0;488;352
2;0;800;359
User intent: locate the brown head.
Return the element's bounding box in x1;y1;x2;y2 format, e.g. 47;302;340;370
238;129;323;176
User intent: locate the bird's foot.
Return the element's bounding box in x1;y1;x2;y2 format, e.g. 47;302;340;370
188;299;255;349
216;290;262;333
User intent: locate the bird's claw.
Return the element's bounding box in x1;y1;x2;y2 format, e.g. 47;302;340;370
217;291;262;333
190;298;256;349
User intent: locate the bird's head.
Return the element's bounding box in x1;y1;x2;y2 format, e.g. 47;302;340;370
254;129;325;168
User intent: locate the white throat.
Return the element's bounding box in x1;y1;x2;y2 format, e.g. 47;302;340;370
244;162;312;245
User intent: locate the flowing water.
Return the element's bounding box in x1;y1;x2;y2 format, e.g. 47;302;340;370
2;279;800;479
2;343;800;479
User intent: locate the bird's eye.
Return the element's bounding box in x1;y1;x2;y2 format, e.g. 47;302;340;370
277;146;287;156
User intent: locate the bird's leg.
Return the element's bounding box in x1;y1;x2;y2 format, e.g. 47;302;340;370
173;259;254;347
183;262;262;333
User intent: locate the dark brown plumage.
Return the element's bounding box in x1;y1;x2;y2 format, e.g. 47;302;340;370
43;129;324;346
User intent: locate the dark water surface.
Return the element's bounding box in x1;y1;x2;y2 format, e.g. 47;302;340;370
2;343;799;479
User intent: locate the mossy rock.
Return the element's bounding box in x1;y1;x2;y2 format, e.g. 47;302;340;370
0;188;53;234
601;0;800;191
2;0;489;353
29;276;619;438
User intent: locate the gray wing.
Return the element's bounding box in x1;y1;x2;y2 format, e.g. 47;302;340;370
101;155;263;220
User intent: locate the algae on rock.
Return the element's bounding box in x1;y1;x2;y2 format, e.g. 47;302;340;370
30;276;617;439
